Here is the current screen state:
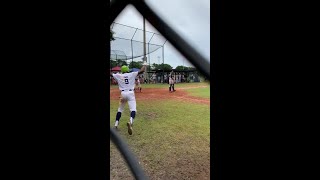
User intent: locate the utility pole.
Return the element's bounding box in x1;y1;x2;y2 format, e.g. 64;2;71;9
162;41;166;84
131;28;138;68
143;18;147;83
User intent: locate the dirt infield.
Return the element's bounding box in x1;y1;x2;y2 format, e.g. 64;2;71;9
110;86;210;105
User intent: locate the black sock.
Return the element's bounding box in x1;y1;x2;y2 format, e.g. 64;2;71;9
130;111;136;119
116;112;121;121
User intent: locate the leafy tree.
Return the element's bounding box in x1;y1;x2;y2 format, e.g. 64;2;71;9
127;61;154;72
110;59;127;67
151;63;158;70
129;61;143;69
117;59;127;66
175;65;187;71
151;63;172;71
175;66;194;71
110;60;117;68
162;64;173;71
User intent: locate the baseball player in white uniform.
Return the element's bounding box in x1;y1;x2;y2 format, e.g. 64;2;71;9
110;62;147;135
169;71;176;92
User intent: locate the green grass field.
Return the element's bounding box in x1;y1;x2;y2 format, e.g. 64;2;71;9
185;86;210;99
110;83;210;179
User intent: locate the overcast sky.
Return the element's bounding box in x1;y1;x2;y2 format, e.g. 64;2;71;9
112;0;210;69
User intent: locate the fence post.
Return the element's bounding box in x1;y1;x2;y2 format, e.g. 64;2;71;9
131;28;138;67
162;40;167;84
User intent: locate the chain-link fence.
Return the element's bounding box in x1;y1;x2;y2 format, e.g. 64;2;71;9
110;0;210;179
111;22;166;62
110;50;128;60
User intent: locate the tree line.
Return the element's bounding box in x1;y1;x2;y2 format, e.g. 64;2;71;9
110;59;194;71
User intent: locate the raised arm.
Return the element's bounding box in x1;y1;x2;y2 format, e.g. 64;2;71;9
138;61;148;74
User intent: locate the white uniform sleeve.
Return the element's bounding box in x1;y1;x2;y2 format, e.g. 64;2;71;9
133;72;139;77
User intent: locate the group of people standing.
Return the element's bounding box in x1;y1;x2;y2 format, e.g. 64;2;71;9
111;71;190;85
148;72;185;84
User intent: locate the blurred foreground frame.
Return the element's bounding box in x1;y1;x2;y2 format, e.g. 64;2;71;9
109;0;210;179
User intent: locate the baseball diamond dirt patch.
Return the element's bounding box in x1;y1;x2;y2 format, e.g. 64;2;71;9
110;86;210;106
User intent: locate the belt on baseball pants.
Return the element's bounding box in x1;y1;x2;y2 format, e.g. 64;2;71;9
121;89;133;91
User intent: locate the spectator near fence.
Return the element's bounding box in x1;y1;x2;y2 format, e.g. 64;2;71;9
176;73;179;83
164;74;167;83
152;73;156;84
140;74;144;84
134;75;142;92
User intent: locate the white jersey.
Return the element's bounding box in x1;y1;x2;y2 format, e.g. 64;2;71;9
113;72;138;91
169;72;174;80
